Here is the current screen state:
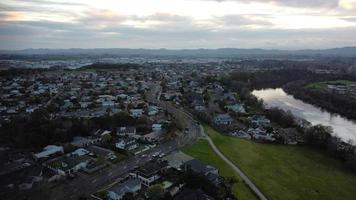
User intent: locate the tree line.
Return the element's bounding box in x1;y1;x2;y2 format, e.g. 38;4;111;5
284;80;356;120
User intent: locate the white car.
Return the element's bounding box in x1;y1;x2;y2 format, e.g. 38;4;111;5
152;152;160;158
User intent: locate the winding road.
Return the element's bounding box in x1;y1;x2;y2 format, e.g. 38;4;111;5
200;125;269;200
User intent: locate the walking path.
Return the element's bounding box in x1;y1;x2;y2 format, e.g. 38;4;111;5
200;126;269;200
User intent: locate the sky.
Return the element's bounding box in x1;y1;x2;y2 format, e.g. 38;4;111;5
1;0;356;50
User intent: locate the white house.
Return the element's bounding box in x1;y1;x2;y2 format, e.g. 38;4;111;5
152;123;162;132
130;109;144;118
130;161;168;187
213;114;233;126
248;128;275;141
34;145;64;160
115;138;138;151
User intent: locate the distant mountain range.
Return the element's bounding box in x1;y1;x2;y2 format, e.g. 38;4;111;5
1;47;356;57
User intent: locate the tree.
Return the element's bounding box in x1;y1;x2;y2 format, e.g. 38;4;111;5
122;192;135;200
223;177;238;196
101;133;112;144
147;184;165;200
305;125;333;149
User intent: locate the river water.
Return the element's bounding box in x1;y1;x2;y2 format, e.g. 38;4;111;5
252;88;356;143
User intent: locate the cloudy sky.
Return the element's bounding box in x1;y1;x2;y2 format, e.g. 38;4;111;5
1;0;356;50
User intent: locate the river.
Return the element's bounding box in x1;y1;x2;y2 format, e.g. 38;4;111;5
252;88;356;143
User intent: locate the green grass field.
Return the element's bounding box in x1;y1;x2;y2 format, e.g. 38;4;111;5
203;125;356;200
183;139;258;200
306;80;356;90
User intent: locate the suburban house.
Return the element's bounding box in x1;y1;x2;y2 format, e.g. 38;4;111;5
148;105;159;116
213;114;233;126
152;123;163;132
34;145;64;161
130;109;144;118
249;115;271;128
71;136;100;147
115;138;138;151
182;159;222;185
230;130;251;140
225;104;246;113
194;105;206;112
107;178;142;200
130;160;168;187
44;148;94;175
248;128;275;142
117;126;137;137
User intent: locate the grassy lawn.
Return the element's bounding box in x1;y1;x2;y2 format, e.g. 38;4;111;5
183;139;258;200
306;80;356;90
204;125;356;200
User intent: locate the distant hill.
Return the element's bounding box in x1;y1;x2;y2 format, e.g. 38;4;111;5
1;47;356;57
79;63;142;70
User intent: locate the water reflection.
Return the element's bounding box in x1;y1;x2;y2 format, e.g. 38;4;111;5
252;88;356;143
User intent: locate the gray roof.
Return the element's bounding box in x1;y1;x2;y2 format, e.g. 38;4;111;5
183;159;217;175
110;178;141;196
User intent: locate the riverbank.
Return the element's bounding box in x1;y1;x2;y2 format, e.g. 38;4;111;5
252;88;356;143
203;125;356;200
283;80;356;121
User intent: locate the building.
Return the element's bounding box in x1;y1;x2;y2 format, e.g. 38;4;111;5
213;114;233;126
130;109;144;118
152;123;163;132
225;104;246;113
34;145;64;160
71;136;100;147
44;149;94;175
107;178;141;200
148;105;159;116
130;160;168;187
249;115;271;128
182;159;222;186
248;128;275;142
115;138;138;151
117;126;136;137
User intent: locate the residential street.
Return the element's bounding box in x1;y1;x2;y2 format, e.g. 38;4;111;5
47;140;178;200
